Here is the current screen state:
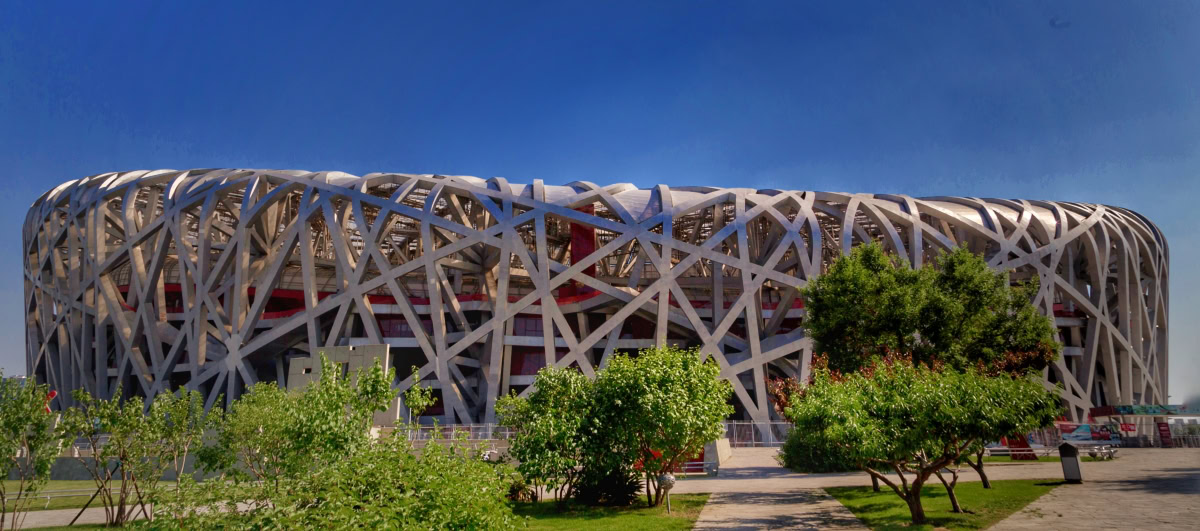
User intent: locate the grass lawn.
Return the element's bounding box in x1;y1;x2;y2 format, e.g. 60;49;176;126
827;479;1063;530
3;480;173;512
512;493;709;530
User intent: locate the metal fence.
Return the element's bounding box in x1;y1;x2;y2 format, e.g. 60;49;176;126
382;424;515;441
1169;434;1200;448
43;420;1200;459
722;421;793;447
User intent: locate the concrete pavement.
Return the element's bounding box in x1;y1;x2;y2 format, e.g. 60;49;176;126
679;447;1200;530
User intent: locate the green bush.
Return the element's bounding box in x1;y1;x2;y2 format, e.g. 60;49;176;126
166;355;521;529
573;464;643;507
777;427;856;473
185;433;519;529
588;346;733;507
497;367;591;501
499;346;733;508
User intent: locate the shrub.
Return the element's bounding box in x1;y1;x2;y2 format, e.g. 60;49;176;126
777;427;856;473
573;465;643;507
187;432;519;529
1;372;66;531
588;346;733;507
197;355;394;487
497;367;591;501
501;347;732;508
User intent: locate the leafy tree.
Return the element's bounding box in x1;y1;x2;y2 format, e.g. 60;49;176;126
921;246;1060;375
590;346;733;507
403;365;435;427
58;387;157;526
143;389;215;525
798;243;1061;484
800;243;1058;375
497;366;592;501
1;373;65;530
196;382;291;486
785;357;1060;524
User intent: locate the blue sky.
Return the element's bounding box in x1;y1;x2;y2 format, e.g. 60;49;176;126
2;1;1197;403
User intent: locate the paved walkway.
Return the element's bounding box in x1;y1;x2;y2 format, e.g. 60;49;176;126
677;447;1200;530
992;449;1200;530
18;506;146;528
684;449;868;529
694;489;867;530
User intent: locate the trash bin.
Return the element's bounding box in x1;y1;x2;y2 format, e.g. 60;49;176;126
1059;442;1082;483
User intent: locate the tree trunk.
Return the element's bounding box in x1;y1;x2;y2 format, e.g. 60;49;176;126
934;469;962;513
871;474;880;492
967;450;991;489
905;491;927;524
645;473;654;507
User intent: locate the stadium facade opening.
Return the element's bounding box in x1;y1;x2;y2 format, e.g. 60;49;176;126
24;170;1168;424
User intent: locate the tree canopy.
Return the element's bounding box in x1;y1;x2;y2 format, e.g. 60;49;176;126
785;357;1061;524
800;243;1059;375
497;366;592;501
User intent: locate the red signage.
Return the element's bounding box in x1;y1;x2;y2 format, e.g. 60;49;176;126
1120;423;1136;432
1157;422;1174;448
1003;434;1038;460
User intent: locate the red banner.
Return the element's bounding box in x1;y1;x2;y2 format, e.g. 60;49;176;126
1003;433;1038;460
1157;422;1174;448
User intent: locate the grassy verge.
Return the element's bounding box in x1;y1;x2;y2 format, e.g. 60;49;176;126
3;480;174;512
827;479;1062;530
512;493;709;530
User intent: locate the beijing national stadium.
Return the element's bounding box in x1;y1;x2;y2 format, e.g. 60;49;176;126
23;169;1168;427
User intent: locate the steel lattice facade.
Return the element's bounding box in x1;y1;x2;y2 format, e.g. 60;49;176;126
24;169;1169;424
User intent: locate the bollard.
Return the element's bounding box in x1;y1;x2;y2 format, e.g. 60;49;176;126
1059;442;1082;484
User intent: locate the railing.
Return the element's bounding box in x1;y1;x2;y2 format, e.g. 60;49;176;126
722;421;793;447
1167;434;1200;448
381;424;515;441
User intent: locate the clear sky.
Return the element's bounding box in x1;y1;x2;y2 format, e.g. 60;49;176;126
2;1;1197;404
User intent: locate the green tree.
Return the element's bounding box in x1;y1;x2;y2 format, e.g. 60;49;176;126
143;389;215;525
785;357;1060;524
798;243;1061;485
403;365;435;427
590;347;733;507
196;382;291;486
497;366;592;501
58;387;157;526
800;243;1058;375
1;373;65;531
